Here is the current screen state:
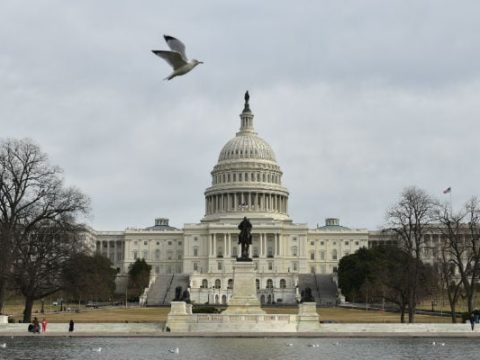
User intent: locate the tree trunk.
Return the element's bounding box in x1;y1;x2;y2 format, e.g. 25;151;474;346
23;296;35;323
400;304;406;323
0;280;6;313
450;304;457;323
407;287;416;323
467;290;474;314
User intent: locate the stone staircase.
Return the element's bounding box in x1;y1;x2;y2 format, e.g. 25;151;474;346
146;274;190;305
297;273;337;306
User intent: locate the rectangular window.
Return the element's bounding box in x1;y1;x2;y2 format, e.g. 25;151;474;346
268;262;273;270
293;262;298;271
133;251;138;260
193;262;198;271
218;262;222;270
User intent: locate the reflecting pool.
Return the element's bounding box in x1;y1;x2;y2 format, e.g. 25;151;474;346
0;336;478;360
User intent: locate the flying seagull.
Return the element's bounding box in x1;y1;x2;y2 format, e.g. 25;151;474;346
152;35;203;80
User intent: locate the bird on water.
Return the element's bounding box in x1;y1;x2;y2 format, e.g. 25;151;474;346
152;35;203;80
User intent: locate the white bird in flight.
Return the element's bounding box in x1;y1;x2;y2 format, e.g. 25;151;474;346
152;35;203;80
0;343;6;348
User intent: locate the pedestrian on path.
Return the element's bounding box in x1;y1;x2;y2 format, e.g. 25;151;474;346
68;320;74;332
41;318;48;333
470;313;475;331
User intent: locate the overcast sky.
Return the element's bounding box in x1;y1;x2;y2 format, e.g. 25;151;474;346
1;0;479;231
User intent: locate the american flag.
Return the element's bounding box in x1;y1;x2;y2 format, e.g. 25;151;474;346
443;187;451;194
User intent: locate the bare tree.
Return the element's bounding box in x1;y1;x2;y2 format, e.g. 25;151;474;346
386;186;435;323
436;197;480;312
0;138;89;314
434;204;466;322
434;198;480;315
13;219;85;322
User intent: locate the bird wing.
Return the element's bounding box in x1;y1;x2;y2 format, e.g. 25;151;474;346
151;50;187;69
164;35;188;61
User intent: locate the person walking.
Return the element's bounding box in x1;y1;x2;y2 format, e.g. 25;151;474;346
33;317;40;334
68;319;74;333
469;313;475;331
41;318;48;333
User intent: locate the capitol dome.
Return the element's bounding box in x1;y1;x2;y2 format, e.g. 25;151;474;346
218;134;276;162
203;92;290;222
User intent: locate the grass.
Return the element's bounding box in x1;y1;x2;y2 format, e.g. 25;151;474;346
3;302;452;323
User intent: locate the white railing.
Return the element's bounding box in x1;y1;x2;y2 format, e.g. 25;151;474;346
193;314;294;323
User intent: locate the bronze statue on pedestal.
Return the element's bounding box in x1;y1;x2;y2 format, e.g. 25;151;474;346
237;216;252;261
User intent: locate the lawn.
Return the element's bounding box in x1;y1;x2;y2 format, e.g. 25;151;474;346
3;302;452;323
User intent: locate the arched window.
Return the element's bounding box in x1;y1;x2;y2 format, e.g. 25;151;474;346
280;279;286;289
201;279;208;288
215;279;221;289
228;279;233;289
310;251;315;260
266;279;273;289
222;295;227;305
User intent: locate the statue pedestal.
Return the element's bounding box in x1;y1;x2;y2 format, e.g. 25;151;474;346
297;302;320;331
165;301;193;332
223;261;265;314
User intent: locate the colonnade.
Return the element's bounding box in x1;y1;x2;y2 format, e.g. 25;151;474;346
205;192;288;215
208;232;282;258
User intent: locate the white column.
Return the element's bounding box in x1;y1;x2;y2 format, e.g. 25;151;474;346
214;234;217;257
276;234;280;255
227;233;231;256
263;233;267;256
223;233;227;257
273;234;276;257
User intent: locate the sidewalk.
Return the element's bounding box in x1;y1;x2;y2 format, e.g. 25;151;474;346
1;322;480;337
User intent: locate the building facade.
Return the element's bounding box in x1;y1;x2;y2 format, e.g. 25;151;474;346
87;93;370;305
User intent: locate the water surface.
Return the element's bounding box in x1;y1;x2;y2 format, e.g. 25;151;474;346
0;337;478;360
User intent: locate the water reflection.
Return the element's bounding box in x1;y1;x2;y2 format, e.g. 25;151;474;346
0;337;478;360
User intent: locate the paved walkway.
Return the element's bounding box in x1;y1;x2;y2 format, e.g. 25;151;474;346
1;322;480;337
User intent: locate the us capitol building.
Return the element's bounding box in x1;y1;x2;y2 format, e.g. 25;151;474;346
84;92;390;306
